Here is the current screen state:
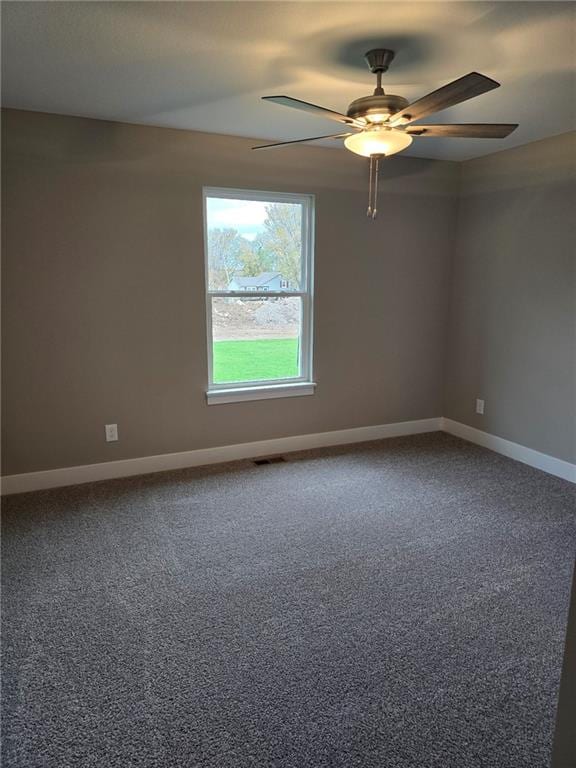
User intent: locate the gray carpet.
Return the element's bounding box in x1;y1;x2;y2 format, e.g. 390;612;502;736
2;432;575;768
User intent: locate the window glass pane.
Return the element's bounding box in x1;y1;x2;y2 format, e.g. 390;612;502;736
206;197;303;291
212;296;302;384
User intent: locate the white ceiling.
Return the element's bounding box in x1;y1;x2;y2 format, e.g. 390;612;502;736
2;1;575;161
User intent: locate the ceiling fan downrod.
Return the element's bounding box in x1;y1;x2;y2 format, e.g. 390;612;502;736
364;48;395;96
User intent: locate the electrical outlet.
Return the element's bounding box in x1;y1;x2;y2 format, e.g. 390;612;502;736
105;424;118;442
475;399;485;415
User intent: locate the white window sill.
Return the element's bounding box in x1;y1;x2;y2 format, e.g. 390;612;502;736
206;382;316;405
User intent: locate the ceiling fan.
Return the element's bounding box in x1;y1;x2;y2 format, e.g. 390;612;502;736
253;49;518;218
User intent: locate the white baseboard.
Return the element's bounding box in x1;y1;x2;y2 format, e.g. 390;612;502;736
3;416;573;495
442;418;576;483
1;417;442;495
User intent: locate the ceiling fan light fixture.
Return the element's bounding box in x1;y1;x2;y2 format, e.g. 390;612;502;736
344;128;413;158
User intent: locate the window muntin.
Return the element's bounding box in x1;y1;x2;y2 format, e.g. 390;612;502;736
204;189;314;392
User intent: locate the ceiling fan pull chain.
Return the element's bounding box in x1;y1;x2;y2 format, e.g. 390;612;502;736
367;155;374;217
372;155;380;219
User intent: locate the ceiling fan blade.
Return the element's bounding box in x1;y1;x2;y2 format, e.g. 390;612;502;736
252;133;353;150
407;123;518;138
389;72;500;126
262;96;365;127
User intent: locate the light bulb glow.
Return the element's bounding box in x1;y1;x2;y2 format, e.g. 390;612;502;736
344;128;413;158
365;113;388;124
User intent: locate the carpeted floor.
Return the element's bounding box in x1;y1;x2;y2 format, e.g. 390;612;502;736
2;432;575;768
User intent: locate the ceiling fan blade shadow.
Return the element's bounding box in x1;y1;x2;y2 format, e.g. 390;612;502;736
263;96;365;128
389;72;500;126
407;123;518;138
252;133;353;150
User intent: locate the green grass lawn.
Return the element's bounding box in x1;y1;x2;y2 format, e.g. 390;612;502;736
213;338;299;383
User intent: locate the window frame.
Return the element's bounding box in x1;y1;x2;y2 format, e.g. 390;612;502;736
203;187;315;403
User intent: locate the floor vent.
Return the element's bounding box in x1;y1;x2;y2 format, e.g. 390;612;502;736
253;456;286;466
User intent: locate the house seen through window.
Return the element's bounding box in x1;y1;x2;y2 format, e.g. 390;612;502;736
204;189;314;398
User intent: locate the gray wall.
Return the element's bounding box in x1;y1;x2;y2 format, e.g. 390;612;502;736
1;109;459;475
446;133;576;463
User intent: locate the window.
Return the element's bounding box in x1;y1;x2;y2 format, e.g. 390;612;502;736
203;188;315;404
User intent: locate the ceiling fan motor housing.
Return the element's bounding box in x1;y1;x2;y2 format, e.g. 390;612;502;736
346;94;409;122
